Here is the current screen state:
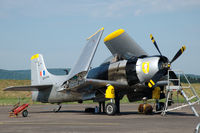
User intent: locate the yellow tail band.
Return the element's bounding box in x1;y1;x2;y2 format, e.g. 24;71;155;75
31;54;39;60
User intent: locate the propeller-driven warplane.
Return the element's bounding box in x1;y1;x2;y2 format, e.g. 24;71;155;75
4;28;186;115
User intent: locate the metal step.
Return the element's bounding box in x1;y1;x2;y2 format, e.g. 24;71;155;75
162;70;200;117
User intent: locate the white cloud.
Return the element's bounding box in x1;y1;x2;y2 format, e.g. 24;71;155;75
0;0;200;18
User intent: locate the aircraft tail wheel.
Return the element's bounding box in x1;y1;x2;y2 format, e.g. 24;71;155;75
106;103;117;115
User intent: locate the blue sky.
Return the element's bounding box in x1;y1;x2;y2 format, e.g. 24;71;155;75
0;0;200;75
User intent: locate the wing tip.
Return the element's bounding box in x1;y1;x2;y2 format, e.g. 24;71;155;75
87;27;104;40
3;86;14;91
104;29;125;42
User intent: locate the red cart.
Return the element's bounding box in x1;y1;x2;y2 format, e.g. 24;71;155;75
9;103;29;117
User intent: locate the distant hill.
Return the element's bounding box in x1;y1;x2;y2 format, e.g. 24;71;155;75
180;74;200;83
0;68;69;80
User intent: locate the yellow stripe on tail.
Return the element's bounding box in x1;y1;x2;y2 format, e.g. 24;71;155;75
31;54;39;60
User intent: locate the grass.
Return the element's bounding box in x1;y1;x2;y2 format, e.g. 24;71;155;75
170;83;200;103
0;80;200;105
0;80;32;105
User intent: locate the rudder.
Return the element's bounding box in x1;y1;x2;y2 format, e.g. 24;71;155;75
31;54;52;85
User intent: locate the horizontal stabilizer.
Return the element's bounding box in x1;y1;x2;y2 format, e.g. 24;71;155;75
4;84;52;91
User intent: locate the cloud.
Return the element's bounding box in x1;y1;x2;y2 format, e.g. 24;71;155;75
0;0;200;18
97;0;200;17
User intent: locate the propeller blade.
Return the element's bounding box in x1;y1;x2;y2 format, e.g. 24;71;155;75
170;45;186;63
150;34;162;56
148;69;168;88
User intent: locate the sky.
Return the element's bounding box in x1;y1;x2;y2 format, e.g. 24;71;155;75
0;0;200;75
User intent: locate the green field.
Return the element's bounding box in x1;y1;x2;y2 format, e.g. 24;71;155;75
0;80;32;105
0;80;199;105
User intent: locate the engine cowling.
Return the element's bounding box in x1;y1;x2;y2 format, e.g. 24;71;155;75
136;56;165;83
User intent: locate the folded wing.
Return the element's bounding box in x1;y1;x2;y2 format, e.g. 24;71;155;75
60;28;104;91
67;28;104;80
104;29;148;59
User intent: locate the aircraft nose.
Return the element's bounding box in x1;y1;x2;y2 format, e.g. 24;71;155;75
158;56;169;70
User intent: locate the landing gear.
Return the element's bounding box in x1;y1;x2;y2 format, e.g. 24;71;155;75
98;102;106;113
53;104;62;112
105;94;121;115
106;103;117;115
105;84;121;116
115;93;120;114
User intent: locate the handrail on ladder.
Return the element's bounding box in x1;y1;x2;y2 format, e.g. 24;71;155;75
162;70;200;117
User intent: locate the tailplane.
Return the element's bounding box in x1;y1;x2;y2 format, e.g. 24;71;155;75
31;54;52;85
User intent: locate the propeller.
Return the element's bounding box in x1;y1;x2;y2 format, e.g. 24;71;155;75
150;34;162;56
147;34;186;88
170;45;186;63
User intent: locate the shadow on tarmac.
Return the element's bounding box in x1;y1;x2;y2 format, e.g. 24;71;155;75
30;110;195;117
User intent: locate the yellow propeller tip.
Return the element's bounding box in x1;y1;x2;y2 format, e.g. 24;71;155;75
181;45;186;53
183;45;186;50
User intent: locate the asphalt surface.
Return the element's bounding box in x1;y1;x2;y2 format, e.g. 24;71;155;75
0;103;199;133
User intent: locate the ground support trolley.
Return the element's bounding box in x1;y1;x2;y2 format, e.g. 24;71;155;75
9;103;29;117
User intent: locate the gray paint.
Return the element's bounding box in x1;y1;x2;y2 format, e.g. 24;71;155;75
136;57;160;82
67;29;104;81
104;32;148;59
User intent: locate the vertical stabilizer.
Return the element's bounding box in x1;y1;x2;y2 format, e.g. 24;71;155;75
31;54;52;85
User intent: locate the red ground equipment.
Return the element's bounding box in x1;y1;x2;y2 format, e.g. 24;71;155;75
9;103;29;117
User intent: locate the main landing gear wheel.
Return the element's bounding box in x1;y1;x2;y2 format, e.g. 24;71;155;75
106;103;117;115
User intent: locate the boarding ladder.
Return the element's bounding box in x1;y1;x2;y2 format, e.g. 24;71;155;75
161;70;200;117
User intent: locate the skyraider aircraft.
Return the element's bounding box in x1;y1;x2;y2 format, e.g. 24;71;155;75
4;27;186;115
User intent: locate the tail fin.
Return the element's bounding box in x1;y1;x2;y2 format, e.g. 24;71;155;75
31;54;52;85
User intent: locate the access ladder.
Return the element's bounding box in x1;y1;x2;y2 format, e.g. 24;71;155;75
161;70;200;117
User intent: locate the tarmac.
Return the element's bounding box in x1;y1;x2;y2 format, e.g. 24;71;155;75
0;103;199;133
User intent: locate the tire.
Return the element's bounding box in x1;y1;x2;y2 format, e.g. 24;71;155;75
22;110;28;117
106;103;117;115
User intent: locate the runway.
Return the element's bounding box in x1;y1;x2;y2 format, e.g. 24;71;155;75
0;104;199;133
